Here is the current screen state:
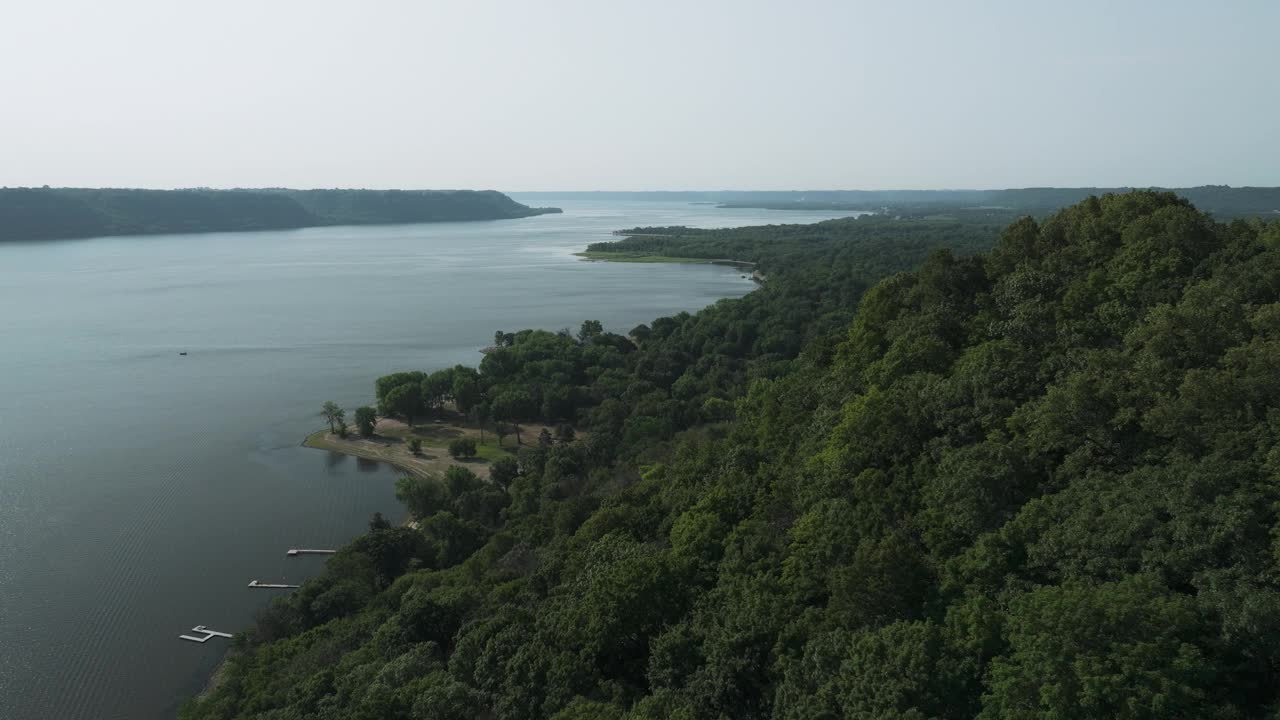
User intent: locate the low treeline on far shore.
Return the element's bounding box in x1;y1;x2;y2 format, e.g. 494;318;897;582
0;187;560;242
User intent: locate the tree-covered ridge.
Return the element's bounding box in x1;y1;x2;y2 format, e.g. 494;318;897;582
714;186;1280;219
281;189;559;226
184;193;1280;719
0;187;560;242
588;215;1002;277
518;187;1280;219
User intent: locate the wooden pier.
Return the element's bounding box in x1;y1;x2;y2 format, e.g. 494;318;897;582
248;580;300;589
286;548;336;557
179;625;233;643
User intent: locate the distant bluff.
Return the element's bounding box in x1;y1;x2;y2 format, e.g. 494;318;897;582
0;187;561;242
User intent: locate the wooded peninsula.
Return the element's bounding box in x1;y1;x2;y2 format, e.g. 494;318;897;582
0;187;560;242
183;192;1280;720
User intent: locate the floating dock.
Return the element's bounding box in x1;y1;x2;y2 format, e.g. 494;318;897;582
286;548;336;557
179;625;233;643
248;580;300;589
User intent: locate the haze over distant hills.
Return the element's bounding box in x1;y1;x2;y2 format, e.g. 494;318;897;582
6;185;1275;244
0;188;561;242
514;186;1280;219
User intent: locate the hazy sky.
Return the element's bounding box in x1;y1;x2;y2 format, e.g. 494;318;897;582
2;0;1276;190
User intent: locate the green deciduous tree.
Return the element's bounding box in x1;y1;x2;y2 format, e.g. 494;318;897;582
491;389;536;445
447;438;476;458
321;400;344;433
355;406;378;436
980;576;1217;720
489;456;519;491
384;383;424;427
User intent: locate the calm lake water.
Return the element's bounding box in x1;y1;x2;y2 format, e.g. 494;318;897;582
0;199;859;719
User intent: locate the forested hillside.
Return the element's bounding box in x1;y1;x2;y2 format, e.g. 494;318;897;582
183;193;1280;719
0;188;559;242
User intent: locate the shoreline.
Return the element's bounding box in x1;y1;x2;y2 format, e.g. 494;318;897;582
573;251;756;268
184;418;494;709
301;413;562;480
573;252;766;283
302;426;491;480
190;249;705;713
194;649;236;701
573;251;713;264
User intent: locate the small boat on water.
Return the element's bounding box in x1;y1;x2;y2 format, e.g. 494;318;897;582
178;352;187;356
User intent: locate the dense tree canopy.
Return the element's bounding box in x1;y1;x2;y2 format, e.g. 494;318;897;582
183;193;1280;720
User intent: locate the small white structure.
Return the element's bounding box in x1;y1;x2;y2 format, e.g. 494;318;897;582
248;580;300;589
286;548;336;557
179;625;233;643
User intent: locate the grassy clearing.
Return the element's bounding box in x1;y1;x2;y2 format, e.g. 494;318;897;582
303;411;564;480
469;438;509;462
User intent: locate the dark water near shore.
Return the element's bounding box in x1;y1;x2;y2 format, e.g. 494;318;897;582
0;199;860;719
